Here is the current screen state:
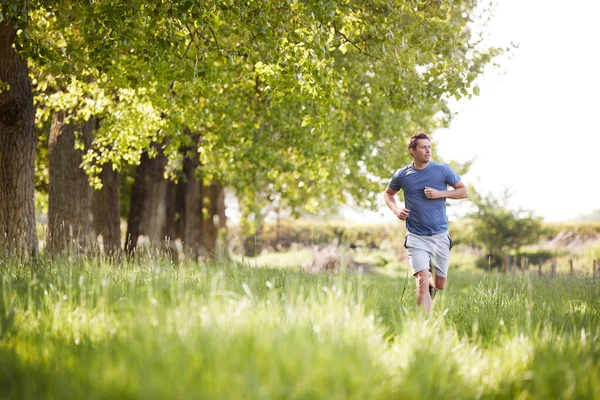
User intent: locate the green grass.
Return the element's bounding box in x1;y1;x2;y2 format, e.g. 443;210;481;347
0;254;599;399
232;246;315;268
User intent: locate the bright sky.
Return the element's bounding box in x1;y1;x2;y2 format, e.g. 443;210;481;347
435;0;600;222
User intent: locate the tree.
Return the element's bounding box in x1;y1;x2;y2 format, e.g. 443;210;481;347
2;0;505;257
0;18;38;258
46;111;95;253
91;161;121;253
467;189;544;269
124;144;168;253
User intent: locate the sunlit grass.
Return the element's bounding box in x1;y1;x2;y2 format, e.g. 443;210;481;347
0;254;598;399
232;245;314;268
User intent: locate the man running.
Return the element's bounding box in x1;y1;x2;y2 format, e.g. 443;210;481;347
383;133;468;313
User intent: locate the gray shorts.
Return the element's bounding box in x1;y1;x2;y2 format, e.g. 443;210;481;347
404;231;453;277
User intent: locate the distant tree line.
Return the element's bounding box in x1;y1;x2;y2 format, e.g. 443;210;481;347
574;209;600;222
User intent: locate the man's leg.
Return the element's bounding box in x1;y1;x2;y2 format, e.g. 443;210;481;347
429;275;446;299
434;275;446;290
429;233;451;296
415;269;432;313
406;233;433;313
429;276;437;299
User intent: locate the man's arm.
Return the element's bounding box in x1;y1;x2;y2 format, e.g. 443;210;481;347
383;186;411;220
424;180;468;200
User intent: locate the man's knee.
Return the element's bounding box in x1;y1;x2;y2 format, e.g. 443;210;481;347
435;276;446;290
415;270;430;288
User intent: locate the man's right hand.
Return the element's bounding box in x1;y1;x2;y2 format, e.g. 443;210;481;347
396;208;411;220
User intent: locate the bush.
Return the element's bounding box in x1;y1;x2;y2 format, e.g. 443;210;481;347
463;190;544;268
542;221;600;240
258;219;406;251
474;249;556;271
518;249;555;266
474;254;504;270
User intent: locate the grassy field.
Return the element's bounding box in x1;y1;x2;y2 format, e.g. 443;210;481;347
0;253;599;399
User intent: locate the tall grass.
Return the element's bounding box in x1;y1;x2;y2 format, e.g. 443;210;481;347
0;254;598;399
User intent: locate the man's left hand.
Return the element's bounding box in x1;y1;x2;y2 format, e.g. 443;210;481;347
424;187;441;199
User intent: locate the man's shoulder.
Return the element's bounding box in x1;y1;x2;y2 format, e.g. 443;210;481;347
429;161;460;183
392;164;413;178
430;161;450;169
430;161;457;173
388;164;414;190
400;164;414;173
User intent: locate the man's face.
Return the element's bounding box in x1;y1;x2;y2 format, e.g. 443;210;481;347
410;139;431;163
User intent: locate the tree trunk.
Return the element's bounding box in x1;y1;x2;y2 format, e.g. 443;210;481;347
215;183;227;257
46;112;94;254
92;162;121;253
124;138;227;260
125;145;168;253
243;211;264;257
162;142;227;260
203;183;225;257
181;154;205;258
216;185;227;231
163;179;185;251
0;22;38;258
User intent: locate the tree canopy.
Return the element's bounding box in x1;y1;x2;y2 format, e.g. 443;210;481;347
3;0;504;229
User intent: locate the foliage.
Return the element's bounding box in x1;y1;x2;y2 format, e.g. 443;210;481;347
542;221;600;241
517;248;555;266
242;219;406;251
465;189;544;267
0;257;599;399
3;0;506;233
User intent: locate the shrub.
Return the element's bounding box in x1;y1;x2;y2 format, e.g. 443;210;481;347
517;249;555;266
465;190;544;267
258;219;406;250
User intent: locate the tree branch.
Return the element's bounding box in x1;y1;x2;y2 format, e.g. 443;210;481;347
408;0;424;23
182;23;199;59
332;24;379;60
208;26;222;52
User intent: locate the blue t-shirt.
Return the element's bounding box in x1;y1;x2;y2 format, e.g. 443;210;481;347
388;161;460;235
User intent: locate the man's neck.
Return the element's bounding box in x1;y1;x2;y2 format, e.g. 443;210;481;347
412;161;429;170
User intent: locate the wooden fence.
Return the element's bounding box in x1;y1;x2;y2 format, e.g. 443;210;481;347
500;256;600;278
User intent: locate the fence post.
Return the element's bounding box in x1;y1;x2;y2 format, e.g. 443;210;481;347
551;258;557;277
538;263;542;276
521;256;526;272
569;259;574;276
594;259;598;278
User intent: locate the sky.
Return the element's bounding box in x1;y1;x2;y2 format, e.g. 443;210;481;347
434;0;600;222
